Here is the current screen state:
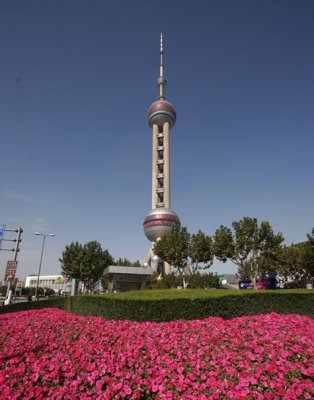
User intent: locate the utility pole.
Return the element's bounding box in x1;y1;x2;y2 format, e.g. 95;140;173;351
1;227;23;256
0;227;23;301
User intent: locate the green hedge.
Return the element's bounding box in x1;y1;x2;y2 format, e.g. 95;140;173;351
0;297;69;314
1;290;313;321
151;273;220;289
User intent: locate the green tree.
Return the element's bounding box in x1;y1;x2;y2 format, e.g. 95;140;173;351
307;227;314;245
149;272;220;289
153;225;190;275
113;258;142;267
153;225;214;275
114;257;132;266
190;230;214;273
277;228;314;288
213;217;284;285
280;244;308;288
60;241;113;292
132;260;142;268
303;228;314;283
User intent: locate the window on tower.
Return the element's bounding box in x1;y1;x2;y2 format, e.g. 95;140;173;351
158;178;164;188
158;193;164;203
158;150;163;160
158;163;164;173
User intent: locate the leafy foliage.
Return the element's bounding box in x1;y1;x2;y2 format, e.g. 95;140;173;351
150;273;182;289
153;225;214;275
190;231;214;273
60;241;113;292
213;217;284;282
0;286;8;296
149;272;220;289
280;244;309;288
306;227;314;245
113;258;142;267
280;229;314;286
184;273;220;289
153;225;190;274
304;227;314;281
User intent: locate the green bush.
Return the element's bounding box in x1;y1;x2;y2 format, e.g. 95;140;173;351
151;274;182;289
0;286;8;296
186;273;221;289
0;297;69;314
1;289;312;322
151;273;220;289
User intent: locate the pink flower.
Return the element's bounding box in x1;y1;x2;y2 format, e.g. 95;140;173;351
0;309;313;399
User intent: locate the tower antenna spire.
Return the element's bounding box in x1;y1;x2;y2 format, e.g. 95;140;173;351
158;32;167;100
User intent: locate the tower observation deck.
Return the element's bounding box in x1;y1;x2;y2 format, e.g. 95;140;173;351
143;34;180;275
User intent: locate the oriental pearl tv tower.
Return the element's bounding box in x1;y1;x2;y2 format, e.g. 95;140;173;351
143;34;180;275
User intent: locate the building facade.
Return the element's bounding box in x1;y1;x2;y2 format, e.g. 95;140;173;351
103;266;152;292
25;275;72;293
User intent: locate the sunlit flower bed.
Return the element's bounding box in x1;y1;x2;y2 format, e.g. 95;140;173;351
0;309;313;399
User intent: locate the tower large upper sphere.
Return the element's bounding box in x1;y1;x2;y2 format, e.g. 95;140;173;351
148;100;176;128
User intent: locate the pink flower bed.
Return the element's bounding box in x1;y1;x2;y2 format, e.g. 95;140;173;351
0;309;313;399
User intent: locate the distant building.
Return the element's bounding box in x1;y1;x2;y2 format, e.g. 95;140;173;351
103;266;153;292
25;275;72;293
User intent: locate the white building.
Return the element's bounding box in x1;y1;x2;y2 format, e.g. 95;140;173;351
25;275;72;293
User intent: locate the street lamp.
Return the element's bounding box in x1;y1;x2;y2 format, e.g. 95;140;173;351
34;232;55;300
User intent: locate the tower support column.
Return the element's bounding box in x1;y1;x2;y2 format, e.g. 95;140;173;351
163;121;170;208
152;124;159;208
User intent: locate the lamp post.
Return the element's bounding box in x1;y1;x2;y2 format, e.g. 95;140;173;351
34;232;55;300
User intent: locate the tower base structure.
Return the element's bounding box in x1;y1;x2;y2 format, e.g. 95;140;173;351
145;245;171;276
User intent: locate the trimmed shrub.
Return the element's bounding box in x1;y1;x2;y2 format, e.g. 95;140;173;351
1;289;313;321
151;274;182;289
186;273;221;289
151;273;220;289
0;297;69;315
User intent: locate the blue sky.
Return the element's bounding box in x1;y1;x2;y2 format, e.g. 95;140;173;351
1;0;313;279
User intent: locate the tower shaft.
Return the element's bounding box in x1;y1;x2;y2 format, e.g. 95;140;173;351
152;121;170;209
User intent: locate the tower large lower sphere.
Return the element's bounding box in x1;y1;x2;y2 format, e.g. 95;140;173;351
143;208;180;242
143;34;180;275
